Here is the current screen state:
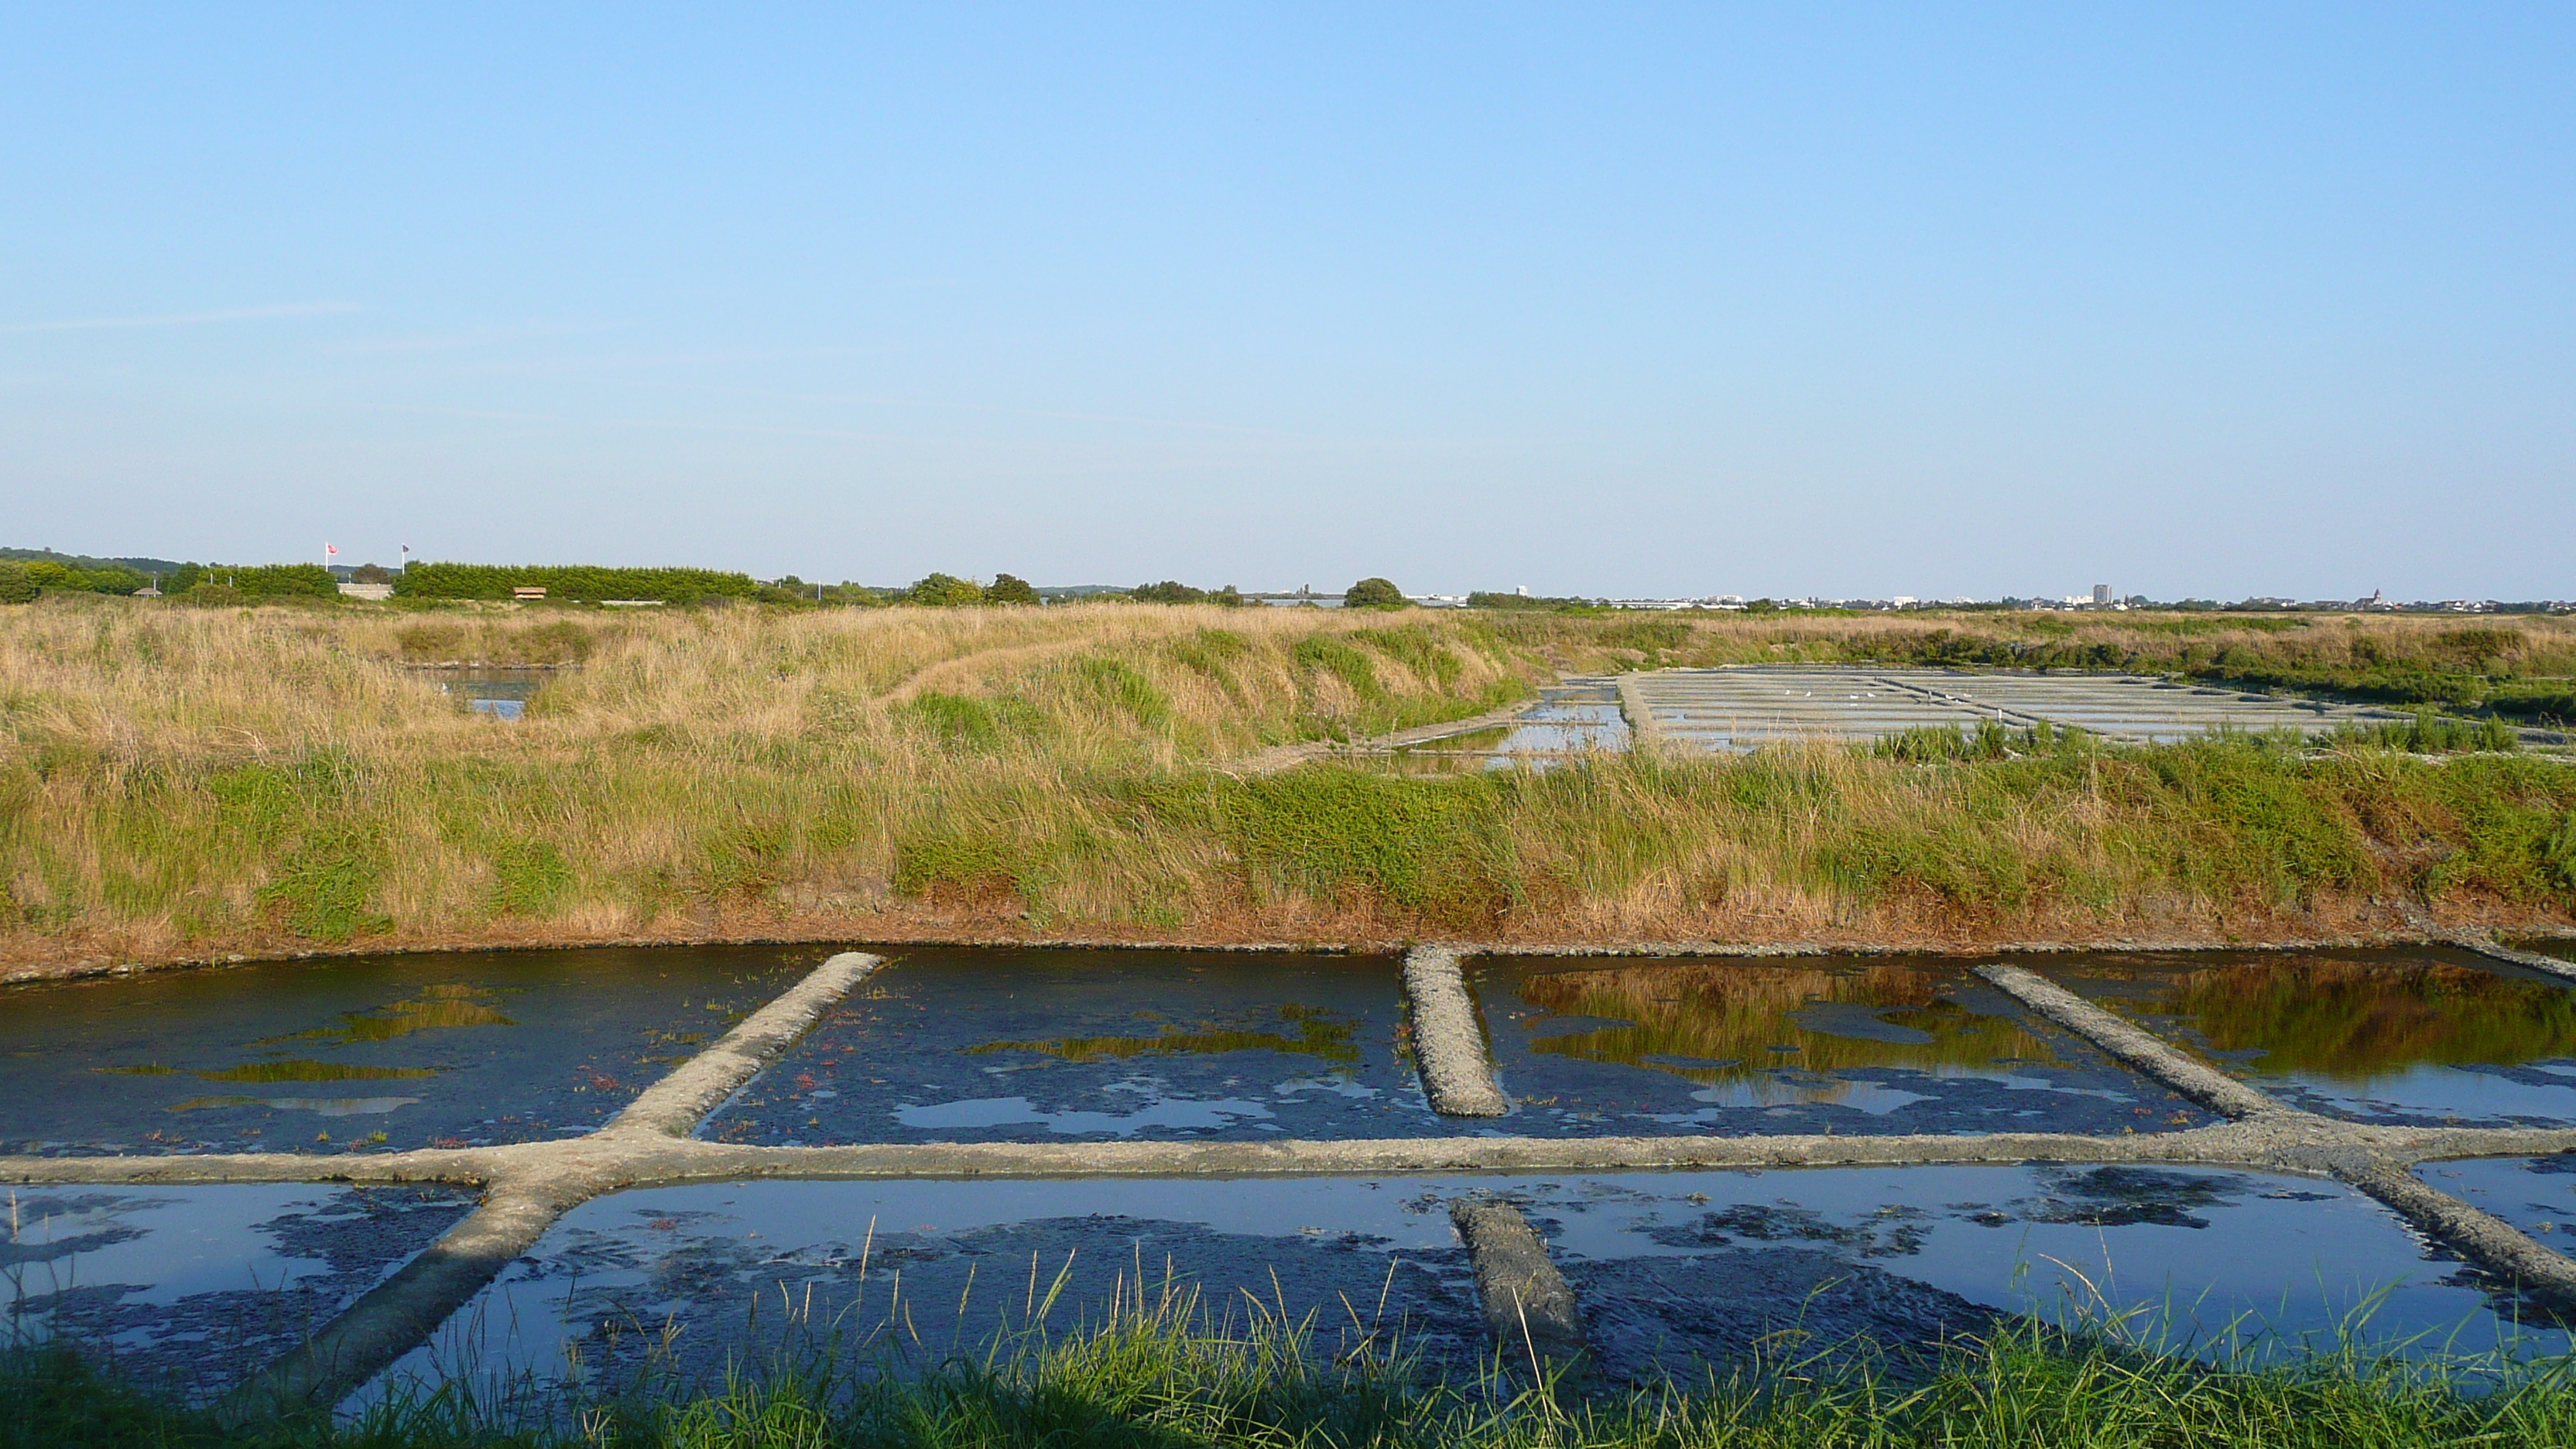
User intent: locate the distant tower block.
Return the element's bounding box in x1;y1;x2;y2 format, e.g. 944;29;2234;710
2092;584;2112;606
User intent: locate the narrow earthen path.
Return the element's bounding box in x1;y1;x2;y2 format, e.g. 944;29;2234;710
1222;700;1541;776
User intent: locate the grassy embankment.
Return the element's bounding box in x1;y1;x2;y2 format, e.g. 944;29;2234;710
10;1309;2576;1449
4;601;2576;975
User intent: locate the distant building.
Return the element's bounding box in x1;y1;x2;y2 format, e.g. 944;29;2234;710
2091;584;2112;605
512;587;547;600
337;582;395;601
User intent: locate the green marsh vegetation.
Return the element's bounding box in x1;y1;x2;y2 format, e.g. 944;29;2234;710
2;601;2574;968
11;1297;2576;1448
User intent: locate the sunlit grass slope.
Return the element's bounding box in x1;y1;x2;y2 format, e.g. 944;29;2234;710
2;598;2574;972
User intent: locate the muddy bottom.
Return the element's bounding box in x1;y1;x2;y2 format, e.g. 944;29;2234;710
704;950;1440;1146
383;1163;2544;1404
0;945;811;1156
1474;957;2215;1137
2035;950;2576;1127
3;1182;474;1402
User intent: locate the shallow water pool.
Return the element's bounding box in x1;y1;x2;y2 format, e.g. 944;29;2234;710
4;1182;473;1401
1475;956;2218;1137
2034;950;2576;1127
0;946;810;1155
382;1163;2556;1400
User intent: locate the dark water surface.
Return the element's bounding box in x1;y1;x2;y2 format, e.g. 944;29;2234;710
386;1163;2554;1401
2033;950;2576;1126
4;1182;474;1402
2413;1155;2576;1242
0;947;810;1155
13;942;2576;1405
707;949;1433;1144
1477;957;2218;1136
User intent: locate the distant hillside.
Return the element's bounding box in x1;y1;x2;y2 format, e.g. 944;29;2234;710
2;546;188;574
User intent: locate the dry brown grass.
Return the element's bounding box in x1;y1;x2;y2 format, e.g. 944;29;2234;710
0;597;1530;971
3;597;2572;977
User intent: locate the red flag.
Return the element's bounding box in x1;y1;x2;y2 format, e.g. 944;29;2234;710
324;543;339;557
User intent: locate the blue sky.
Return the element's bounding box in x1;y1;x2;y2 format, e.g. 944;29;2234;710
3;5;2569;599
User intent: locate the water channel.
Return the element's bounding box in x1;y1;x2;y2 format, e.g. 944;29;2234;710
416;666;556;720
9;943;2576;1408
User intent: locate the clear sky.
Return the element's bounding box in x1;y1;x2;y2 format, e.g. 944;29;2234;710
4;5;2570;601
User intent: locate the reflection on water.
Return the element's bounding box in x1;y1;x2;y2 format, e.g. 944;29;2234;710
420;666;553;721
2415;1155;2576;1241
893;1093;1277;1134
1382;685;1632;773
166;1094;422;1115
1479;956;2201;1135
3;1184;474;1403
263;985;518;1045
2047;952;2576;1125
1523;963;2060;1111
973;1003;1359;1065
705;950;1436;1146
0;946;807;1155
188;1060;438;1083
389;1164;2559;1402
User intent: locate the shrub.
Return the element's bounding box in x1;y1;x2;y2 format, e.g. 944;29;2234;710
1343;577;1406;609
905;573;986;607
987;573;1040;605
2549;811;2576;893
1132;580;1209;604
197;563;337;599
0;564;33;605
393;622;468;660
393;561;756;603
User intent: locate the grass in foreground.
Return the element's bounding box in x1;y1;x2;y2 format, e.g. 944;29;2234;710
9;1312;2576;1449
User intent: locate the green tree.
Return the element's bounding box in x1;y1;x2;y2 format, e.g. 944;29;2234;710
1131;580;1208;604
0;564;36;605
906;572;986;607
987;573;1040;605
1343;577;1407;610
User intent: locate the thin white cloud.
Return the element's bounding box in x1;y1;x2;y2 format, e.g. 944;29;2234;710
322;323;601;355
0;303;360;335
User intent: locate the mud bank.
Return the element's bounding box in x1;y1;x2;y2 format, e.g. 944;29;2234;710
11;915;2573;987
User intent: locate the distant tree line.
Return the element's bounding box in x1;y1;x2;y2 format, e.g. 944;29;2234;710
0;557;340;604
0;547;1426;615
393;563;761;603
